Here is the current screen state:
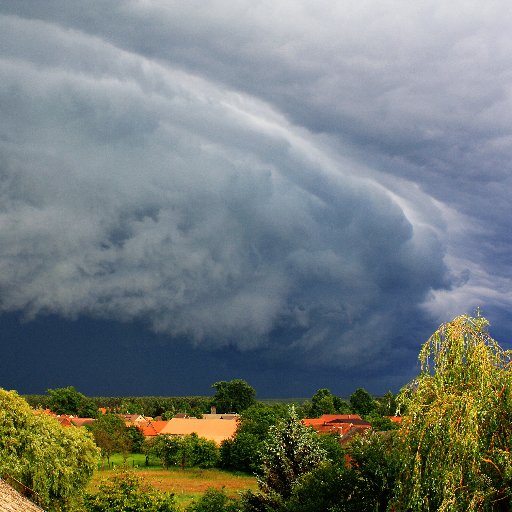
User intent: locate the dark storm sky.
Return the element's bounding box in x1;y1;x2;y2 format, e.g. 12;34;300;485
1;1;512;398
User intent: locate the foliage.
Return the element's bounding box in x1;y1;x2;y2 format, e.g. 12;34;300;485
0;388;99;511
221;432;261;473
282;462;355;512
88;413;132;466
393;313;512;511
345;430;401;510
364;412;399;431
212;379;256;414
376;391;398;417
84;470;178;512
242;406;327;509
221;403;288;473
283;430;400;512
186;487;240;512
349;388;377;416
309;388;351;417
47;386;99;418
126;425;145;453
152;434;219;469
316;433;346;463
114;396;211;418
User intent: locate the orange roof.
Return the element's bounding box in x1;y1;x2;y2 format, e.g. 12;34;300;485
318;414;364;422
386;416;403;424
302;414;371;442
140;420;170;437
159;418;237;446
151;420;169;433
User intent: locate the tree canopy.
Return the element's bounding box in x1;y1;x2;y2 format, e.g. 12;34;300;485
349;388;376;416
47;385;98;418
0;389;99;511
242;406;327;509
393;313;512;511
212;379;256;413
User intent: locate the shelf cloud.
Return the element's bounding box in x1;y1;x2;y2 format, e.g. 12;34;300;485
1;2;512;393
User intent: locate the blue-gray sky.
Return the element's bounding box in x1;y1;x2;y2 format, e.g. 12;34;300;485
1;1;511;398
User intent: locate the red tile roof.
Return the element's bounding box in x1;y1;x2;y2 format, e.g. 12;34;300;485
302;414;371;442
139;420;170;437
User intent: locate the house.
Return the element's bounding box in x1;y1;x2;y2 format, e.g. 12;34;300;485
302;414;371;443
158;417;237;446
119;414;147;426
139;420;169;437
0;477;44;512
201;413;239;420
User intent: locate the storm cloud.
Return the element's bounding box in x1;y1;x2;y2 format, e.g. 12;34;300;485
1;1;511;393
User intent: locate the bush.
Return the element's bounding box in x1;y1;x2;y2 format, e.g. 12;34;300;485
84;470;178;512
186;488;240;512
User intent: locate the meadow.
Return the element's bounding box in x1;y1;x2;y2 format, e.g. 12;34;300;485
88;453;257;509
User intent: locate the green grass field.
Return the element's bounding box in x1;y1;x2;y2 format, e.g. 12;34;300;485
89;454;257;509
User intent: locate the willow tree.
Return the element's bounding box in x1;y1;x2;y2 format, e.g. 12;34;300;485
0;389;99;511
393;313;512;511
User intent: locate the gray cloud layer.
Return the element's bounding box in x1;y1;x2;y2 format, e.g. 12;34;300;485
1;2;511;384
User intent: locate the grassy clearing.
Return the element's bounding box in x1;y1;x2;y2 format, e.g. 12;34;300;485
89;454;257;509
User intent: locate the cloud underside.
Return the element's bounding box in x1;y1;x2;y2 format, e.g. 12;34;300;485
1;4;511;377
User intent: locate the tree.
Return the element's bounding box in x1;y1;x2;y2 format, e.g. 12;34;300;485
285;430;401;512
85;470;178;512
349;388;376;415
393;313;512;511
126;425;145;453
47;386;98;418
310;388;351;417
242;407;327;509
0;389;99;511
152;434;219;469
212;379;256;414
88;413;131;467
364;410;399;432
376;390;397;416
220;403;288;473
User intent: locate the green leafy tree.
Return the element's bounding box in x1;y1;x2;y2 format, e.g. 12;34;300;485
310;388;351;417
0;389;99;511
85;470;178;512
282;462;355;512
349;388;376;416
152;434;219;469
88;413;131;467
212;379;256;413
221;431;260;473
47;386;98;417
364;411;399;432
285;430;400;512
220;403;288;473
126;425;145;453
376;391;397;417
393;313;512;511
242;407;327;509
